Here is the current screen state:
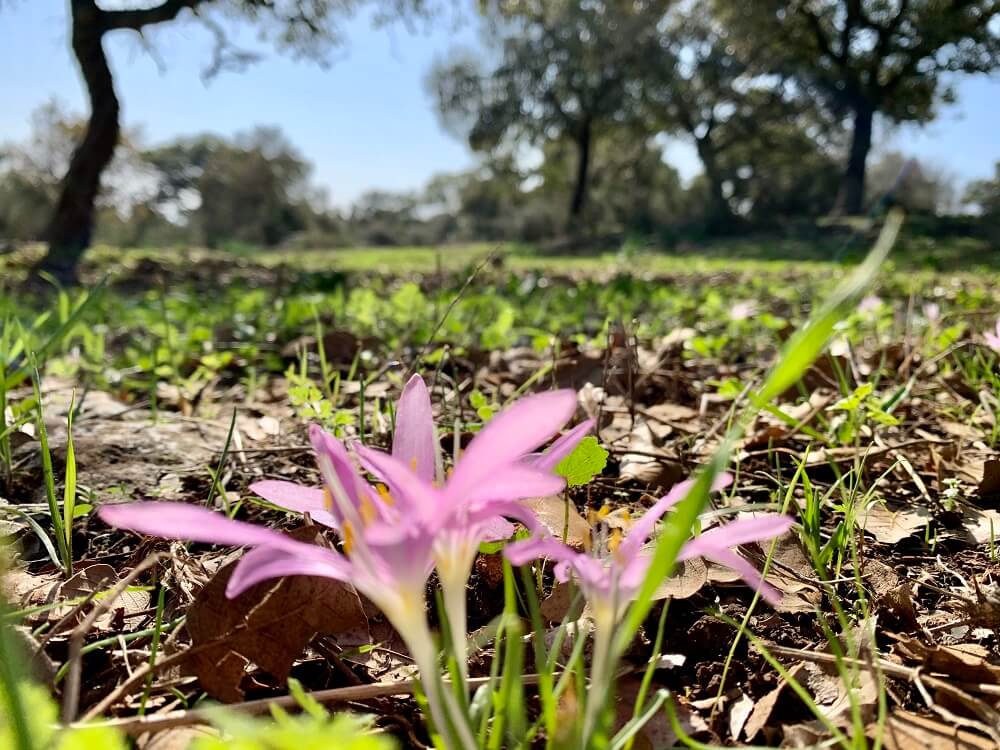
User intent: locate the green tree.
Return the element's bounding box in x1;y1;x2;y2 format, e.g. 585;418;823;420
715;0;1000;216
429;0;670;229
866;150;957;215
145;127;321;248
0;100;147;243
18;0;432;284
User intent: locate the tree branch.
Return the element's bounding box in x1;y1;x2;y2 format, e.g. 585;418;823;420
102;0;207;32
798;1;846;67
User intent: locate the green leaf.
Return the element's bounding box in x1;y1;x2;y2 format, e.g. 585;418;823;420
554;436;608;487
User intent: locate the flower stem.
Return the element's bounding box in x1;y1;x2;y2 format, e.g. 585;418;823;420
582;613;614;745
442;578;469;686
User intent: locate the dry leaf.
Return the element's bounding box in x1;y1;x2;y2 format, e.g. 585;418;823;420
804;661;878;726
729;692;755;741
744;663;804;741
876;710;995;750
185;538;368;702
520;496;590;548
764;535;823;614
137;727;218;750
857;501;931;544
540;581;577;624
892;636;1000;684
613;676;708;749
978;460;1000;499
957;508;1000;545
654;557;709;600
618;423;686;488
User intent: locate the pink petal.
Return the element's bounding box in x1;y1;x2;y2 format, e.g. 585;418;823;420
460;464;566;507
680;515;794;559
99;502;301;551
466;499;544;536
479;516;517;542
226;545;351;598
250;480;325;513
309;425;366;507
250;481;341;530
617;472;733;559
696;546;782;606
392;374;437;483
529;419;595;471
354;445;442;519
449;389;577;495
504;535;579;567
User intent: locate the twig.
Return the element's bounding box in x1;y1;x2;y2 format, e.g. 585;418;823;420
75;673;545;737
766;643;1000;698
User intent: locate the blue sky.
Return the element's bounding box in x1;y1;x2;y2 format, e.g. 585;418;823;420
2;2;999;207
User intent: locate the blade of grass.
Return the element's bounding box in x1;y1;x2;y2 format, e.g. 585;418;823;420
62;390;78;568
29;359;70;575
207;409;237;515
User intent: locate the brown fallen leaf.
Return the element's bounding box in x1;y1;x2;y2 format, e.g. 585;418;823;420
521;496;590;549
617;421;686;489
654;557;709;600
744;662;804;742
728;692;755;742
978;460;1000;500
875;709;995;750
185;539;368;702
613;676;709;749
892;636;1000;684
956;507;1000;546
857;501;931;544
804;660;878;727
137;727;218;750
540;581;577;624
763;535;822;614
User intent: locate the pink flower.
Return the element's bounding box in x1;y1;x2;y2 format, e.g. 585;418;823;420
984;319;1000;353
99;376;592;681
355;375;589;563
505;473;793;624
354;375;591;674
858;295;882;314
922;302;941;325
729;301;758;321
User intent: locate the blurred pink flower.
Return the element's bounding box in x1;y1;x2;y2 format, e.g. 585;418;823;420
984;319;1000;353
505;473;793;624
858;295;882;314
729;301;758;321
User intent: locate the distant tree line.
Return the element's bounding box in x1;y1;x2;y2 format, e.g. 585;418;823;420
1;0;998;279
1;98;994;253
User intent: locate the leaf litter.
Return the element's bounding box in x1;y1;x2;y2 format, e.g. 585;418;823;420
1;253;1000;747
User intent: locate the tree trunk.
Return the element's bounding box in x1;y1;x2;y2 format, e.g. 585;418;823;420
36;1;120;285
836;104;874;216
568;118;592;223
694;136;730;223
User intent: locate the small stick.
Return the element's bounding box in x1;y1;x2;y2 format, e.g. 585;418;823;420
74;673;545;737
766;643;1000;698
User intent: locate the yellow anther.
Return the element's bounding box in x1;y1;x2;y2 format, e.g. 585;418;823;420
596;505;612;520
359;496;378;525
323;487;334;512
410;456;418;471
342;521;355;555
375;484;395;506
608;528;623;553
